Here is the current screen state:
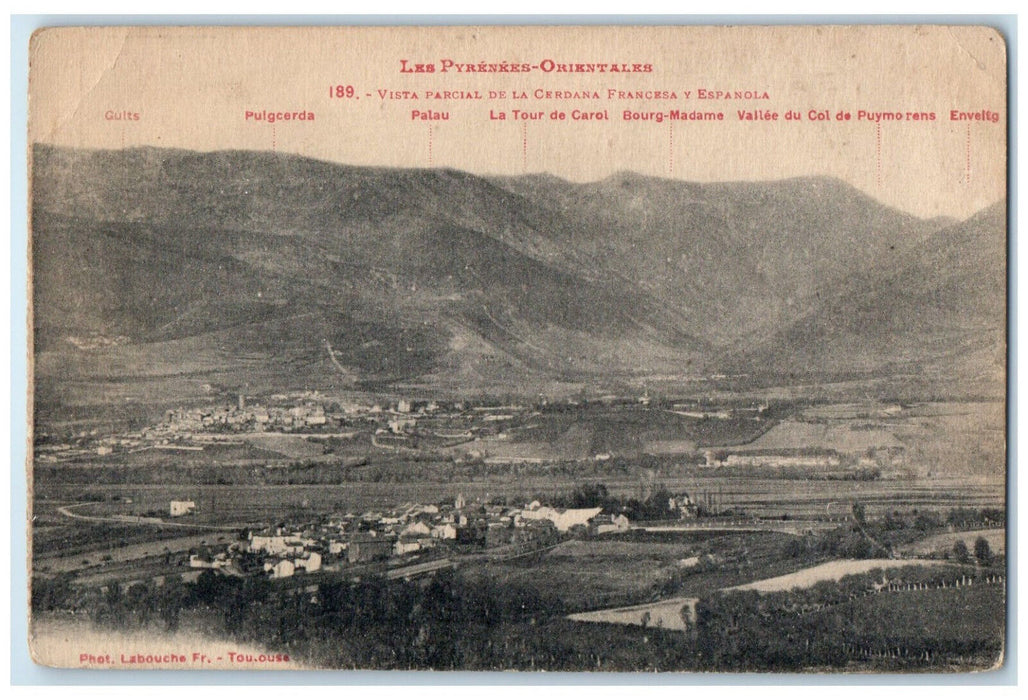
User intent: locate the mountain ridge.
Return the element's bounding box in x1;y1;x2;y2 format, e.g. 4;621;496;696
31;144;1005;411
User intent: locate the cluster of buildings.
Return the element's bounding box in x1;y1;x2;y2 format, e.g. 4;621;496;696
164;396;329;433
161;394;467;436
37;393;530;463
188;494;632;579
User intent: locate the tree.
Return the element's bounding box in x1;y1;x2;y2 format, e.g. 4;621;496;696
783;537;807;559
851;501;867;526
156;579;187;632
974;537;994;567
952;539;971;564
914;512;941;531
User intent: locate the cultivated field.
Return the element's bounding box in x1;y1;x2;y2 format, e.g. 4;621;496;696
728;559;951;593
33;470;1004;528
817;584;1006;670
465;536;706;611
567;597;696;631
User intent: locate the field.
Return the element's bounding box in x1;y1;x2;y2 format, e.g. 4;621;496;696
447;404;772;458
35;532;230;574
465;529;822;613
817;584;1006;670
235;434;328;459
31;499;226;556
728;558;951;592
567;596;696;631
833;584;1006;642
465;538;700;612
33;469;1004;527
730;419;902;453
643;439;697;455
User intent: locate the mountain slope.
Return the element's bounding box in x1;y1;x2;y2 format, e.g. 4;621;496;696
31;146;709;404
490;172;945;345
30;144;1003;411
736;202;1006;390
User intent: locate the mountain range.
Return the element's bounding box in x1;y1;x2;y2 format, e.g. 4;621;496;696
30;144;1006;417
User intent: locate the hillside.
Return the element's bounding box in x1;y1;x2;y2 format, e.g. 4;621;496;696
30;144;1005;419
490;172;945;345
736;203;1006;393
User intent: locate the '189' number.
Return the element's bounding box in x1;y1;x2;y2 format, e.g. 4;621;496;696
330;85;356;98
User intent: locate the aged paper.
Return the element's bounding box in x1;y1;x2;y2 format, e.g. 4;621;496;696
28;25;1007;672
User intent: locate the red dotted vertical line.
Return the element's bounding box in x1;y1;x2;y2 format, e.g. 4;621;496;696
272;123;277;153
965;123;972;184
428;124;434;167
875;123;882;188
521;122;527;172
668;122;674;175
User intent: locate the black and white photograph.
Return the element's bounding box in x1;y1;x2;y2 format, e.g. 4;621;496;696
25;24;1008;672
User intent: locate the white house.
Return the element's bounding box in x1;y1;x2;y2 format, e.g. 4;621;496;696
249;535;307;556
189;554;214;568
401;521;432;537
264;559;295;579
169;500;196;517
592;514;632;535
520;506;603;532
394;537;422;555
432;523;458;540
295;551;322;572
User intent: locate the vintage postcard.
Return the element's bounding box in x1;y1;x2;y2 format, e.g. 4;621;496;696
27;25;1007;672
